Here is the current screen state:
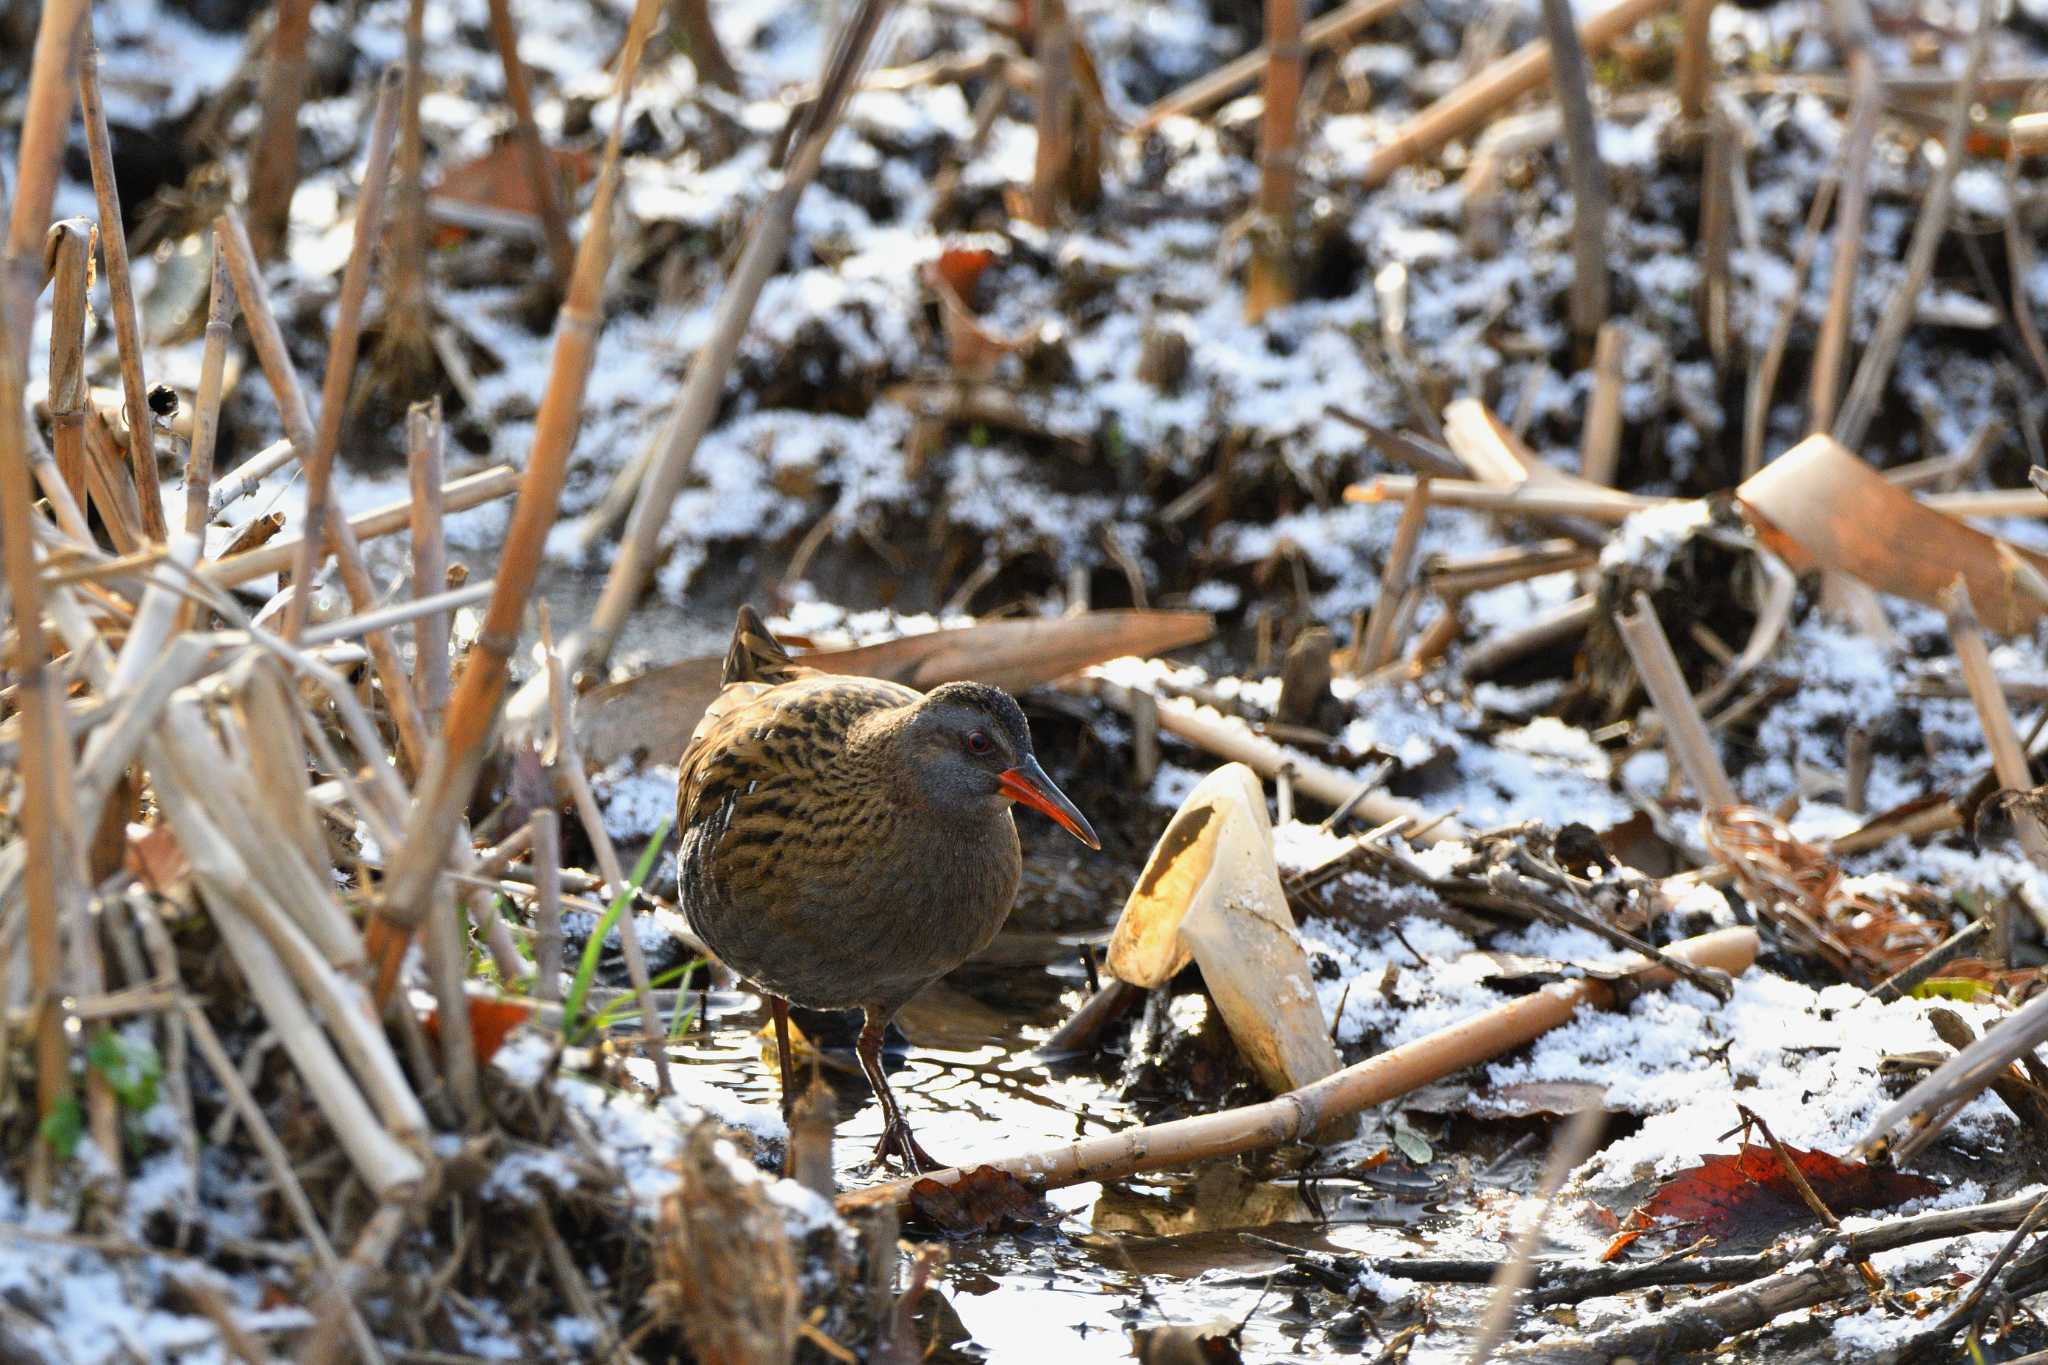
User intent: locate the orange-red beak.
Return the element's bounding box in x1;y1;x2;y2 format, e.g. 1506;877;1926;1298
999;756;1100;850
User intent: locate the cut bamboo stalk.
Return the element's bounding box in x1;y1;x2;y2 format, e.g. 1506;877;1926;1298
1615;591;1736;808
79;28;168;542
1539;0;1610;344
184;242;235;536
203;466;517;587
1136;0;1404;130
407;399;450;730
1357;476;1430;672
373;0;666;993
2;0;90;1193
283;70;402;642
247;0;314;258
581;0;894;670
842;926;1760;1216
44;219;93;523
1835;0;1989;452
486;0;576;285
1244;0;1304;321
1809;45;1878;432
1360;0;1672;189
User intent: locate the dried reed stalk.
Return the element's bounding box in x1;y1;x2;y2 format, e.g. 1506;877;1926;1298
374;0;666;990
1357;476;1429;672
1086;674;1462;841
1349;474;1668;520
1835;0;1989;451
1244;0;1303;320
1;0;89;1189
1742;174;1836;476
583;0;895;669
486;0;576;285
199;466;518;588
1539;0;1610;343
1360;0;1671;189
282;70;402;641
215;201;432;770
248;0;314;258
1136;0;1403;130
1615;591;1736;808
407;400;450;730
542;617;673;1091
45;219;93;521
206;436;295;514
79;29;168;541
1809;30;1878;431
1029;0;1075;228
1676;0;1715;122
1699;109;1734;368
1944;579;2048;878
1463;594;1596;679
845;927;1759;1216
1580;322;1626;485
532;808;564;1002
184;243;235;535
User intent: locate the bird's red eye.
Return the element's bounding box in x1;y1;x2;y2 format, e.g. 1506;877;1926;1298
967;730;993;755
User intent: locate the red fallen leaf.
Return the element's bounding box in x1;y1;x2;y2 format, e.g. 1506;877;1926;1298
423;996;534;1065
1631;1144;1938;1244
906;1164;1054;1236
428;139;594;243
932;245;997;302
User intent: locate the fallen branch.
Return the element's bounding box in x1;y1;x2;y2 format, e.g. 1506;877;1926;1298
839;927;1758;1217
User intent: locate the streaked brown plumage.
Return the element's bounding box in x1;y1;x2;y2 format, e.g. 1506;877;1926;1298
677;606;1098;1170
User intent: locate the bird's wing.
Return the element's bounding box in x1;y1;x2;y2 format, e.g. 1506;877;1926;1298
675;674;920;858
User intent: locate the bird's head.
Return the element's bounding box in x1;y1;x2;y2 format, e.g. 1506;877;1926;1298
901;682;1100;849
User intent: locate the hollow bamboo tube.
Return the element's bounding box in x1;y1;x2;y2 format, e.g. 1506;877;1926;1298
842;926;1760;1216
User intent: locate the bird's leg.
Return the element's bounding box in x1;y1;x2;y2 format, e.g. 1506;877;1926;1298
856;1014;942;1174
768;994;796;1118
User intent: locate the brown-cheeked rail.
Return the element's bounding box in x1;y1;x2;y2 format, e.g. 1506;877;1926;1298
676;606;1100;1171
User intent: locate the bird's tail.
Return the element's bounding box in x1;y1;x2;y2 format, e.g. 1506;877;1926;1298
724;605;799;686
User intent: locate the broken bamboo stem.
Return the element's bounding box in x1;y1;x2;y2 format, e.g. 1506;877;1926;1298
1615;591;1736;809
184;242;235;536
843;926;1759;1216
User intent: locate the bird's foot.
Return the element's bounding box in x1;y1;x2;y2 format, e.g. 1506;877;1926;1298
873;1118;944;1174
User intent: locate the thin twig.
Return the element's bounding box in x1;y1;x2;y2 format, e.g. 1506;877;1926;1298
79;25;168;541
